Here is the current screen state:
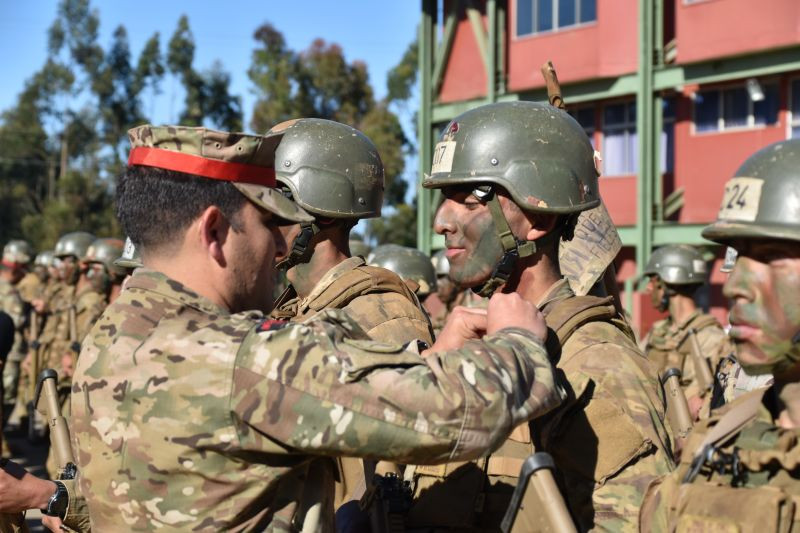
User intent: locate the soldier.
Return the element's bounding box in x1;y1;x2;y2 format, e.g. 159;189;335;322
413;101;673;531
83;238;126;305
642;244;734;418
51;124;565;531
639;138;800;531
348;235;372;260
270;118;433;345
267;119;435;513
0;240;33;407
423;249;460;333
368;244;438;299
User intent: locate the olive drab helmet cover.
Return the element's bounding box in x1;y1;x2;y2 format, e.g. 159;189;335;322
368;244;438;297
423;101;602;296
702;139;800;375
643;245;708;286
269;118;384;269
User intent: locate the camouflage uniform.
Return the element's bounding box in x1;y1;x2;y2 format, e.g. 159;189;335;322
273;256;433;346
414;101;674;531
0;278;25;403
71;268;561;531
639;138;800;532
644;311;733;401
68;124;564;532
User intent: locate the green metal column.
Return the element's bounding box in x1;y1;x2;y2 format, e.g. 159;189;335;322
417;0;435;254
487;0;497;103
636;0;655;273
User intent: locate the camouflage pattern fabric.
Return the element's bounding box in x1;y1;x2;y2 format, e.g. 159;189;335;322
70;269;563;531
407;279;674;532
273;257;434;346
639;387;800;532
271;255;435;508
0;278;25;403
644;310;734;400
15;272;42;303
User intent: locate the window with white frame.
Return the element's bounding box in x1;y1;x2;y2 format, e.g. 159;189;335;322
569;106;596;148
694;82;779;133
516;0;596;37
791;79;800;139
603;102;637;176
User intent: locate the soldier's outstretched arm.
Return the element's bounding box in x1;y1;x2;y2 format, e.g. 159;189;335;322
232;293;562;464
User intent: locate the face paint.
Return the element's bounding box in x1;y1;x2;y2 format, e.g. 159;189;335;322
433;187;504;289
725;240;800;376
645;276;667;312
86;263;110;294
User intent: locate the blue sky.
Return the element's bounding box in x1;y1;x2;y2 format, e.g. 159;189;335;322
0;1;420;131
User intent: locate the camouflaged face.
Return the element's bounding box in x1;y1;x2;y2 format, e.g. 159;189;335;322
127;124;313;224
71;268;562;531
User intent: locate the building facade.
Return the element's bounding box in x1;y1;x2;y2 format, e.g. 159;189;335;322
416;0;800;334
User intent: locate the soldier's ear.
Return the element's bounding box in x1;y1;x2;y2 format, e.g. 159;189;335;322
197;206;231;266
524;213;559;242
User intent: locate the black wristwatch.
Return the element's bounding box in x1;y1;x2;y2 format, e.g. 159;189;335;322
43;480;69;520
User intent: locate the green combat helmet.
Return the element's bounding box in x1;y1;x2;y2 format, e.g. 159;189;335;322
368;244;438;297
114;237;143;270
269;118;384;269
54;231;96;284
719;247;738;274
423;101;601;296
85;238;127;281
703;139;800;245
643;245;707;286
2;240;34;267
34;251;54;268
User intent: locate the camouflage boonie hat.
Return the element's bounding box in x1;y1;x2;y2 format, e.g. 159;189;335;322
127;125;313;224
2;240;34;266
114;237;143;270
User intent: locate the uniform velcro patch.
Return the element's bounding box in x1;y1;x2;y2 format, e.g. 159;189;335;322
258;319;289;332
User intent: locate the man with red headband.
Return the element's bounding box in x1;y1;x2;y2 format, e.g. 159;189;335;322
4;124;565;532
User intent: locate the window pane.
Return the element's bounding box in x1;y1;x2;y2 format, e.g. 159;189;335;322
580;0;596;22
661;124;674;173
695;91;719;132
793;80;800;120
603;132;626;175
662;97;676;121
517;0;533;35
574;107;595;130
793;125;800;139
537;0;553;32
723;87;748;129
628;129;638;174
559;0;576;27
754;83;779;126
627;101;637;123
604;103;625;127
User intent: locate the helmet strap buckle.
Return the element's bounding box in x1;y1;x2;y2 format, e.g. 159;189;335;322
276;222;319;270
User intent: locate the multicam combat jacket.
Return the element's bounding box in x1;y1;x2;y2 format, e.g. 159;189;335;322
70;269;563;531
406;279;674;532
272;256;434;346
645;310;734;400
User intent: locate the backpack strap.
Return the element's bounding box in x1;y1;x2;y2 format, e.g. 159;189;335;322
544;295;633;346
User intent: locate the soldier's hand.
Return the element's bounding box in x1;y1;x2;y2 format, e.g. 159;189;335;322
61;353;74;378
41;515;64;532
0;459;56;512
32;299;46;314
425;307;488;354
486;293;547;342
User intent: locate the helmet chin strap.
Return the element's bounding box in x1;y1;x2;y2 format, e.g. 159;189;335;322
275;222;319;270
472;187;557;298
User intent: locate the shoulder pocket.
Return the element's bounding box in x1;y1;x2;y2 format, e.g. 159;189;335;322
340;338;421;382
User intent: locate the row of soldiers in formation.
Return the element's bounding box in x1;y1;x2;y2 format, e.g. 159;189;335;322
0;101;795;532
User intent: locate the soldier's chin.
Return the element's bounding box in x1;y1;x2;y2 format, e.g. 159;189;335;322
735;341;777;376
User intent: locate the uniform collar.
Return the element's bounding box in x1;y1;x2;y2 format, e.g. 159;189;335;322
671;308;702;331
536;278;574;312
124;268;230;317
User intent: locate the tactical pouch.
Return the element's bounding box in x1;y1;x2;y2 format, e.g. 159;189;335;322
405;459;489;529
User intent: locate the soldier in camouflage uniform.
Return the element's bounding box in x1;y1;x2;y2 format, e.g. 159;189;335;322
414;101;674;531
83;238;126;305
55;124;564;532
0;240;33;406
642;245;734;419
266;118;435;512
639;138;800;532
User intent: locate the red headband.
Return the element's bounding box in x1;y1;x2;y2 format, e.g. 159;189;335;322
128;146;276;187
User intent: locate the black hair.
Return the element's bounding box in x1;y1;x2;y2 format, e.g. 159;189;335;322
116;165;246;251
